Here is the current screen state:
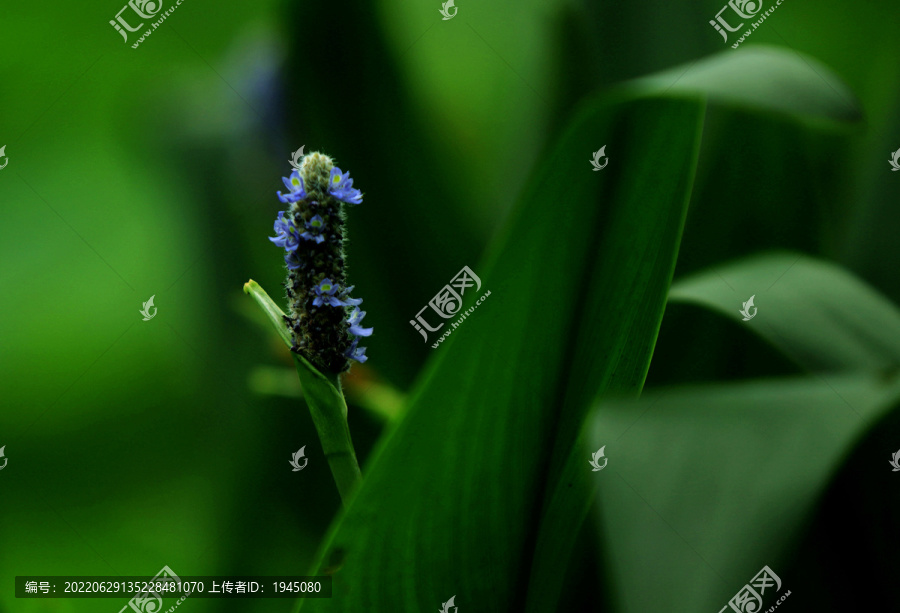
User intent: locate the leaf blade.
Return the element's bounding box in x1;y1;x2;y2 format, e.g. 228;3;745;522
626;45;862;123
587;375;900;611
668;252;900;372
300;95;706;612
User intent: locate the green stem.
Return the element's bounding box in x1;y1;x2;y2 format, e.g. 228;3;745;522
292;354;362;503
244;279;363;505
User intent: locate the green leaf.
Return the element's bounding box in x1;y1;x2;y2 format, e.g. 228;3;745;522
626;45;862;123
586;374;900;612
668;252;900;372
295;47;862;612
521;96;703;613
297;92;704;612
243;279;292;350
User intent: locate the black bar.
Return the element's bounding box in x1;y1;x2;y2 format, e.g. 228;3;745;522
15;576;332;598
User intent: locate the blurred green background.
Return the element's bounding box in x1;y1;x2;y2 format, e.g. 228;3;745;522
2;0;899;611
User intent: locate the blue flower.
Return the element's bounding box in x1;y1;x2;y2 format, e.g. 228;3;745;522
269;212;300;251
337;285;363;307
277;170;307;203
312;280;365;307
347;308;373;337
328;167;363;205
345;337;368;363
285;250;304;270
300;214;326;244
312;278;344;307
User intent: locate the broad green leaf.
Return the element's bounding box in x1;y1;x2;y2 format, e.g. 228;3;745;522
668;252;900;372
296;94;705;612
293;47;863;612
586;374;900;612
521;100;702;613
626;45;862;123
525;48;864;612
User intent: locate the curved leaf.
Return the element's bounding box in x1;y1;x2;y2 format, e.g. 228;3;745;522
297;94;705;612
243;279;292;350
668;252;900;372
626;45;862;123
295;46;863;612
587;374;900;612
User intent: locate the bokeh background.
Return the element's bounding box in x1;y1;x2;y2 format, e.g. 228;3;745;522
2;0;900;611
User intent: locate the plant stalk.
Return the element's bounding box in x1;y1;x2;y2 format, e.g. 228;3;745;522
292;354;362;504
244;279;362;504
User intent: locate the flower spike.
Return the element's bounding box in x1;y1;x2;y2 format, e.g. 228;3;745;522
267;152;371;372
